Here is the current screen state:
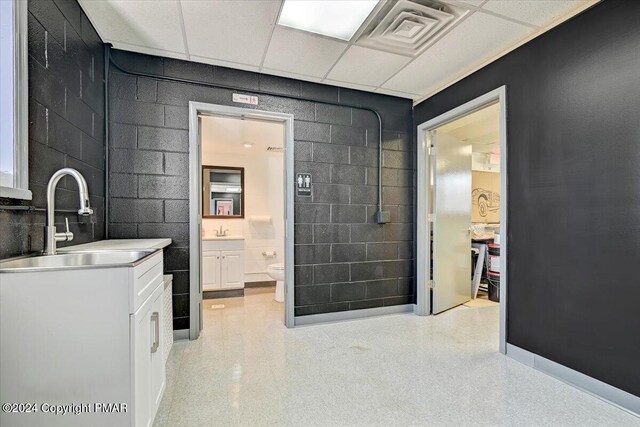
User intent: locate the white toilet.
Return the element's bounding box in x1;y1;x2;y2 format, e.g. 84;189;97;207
267;263;285;302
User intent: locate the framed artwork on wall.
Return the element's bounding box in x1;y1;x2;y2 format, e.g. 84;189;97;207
213;199;233;216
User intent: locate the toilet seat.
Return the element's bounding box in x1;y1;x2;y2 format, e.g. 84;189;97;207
268;263;284;270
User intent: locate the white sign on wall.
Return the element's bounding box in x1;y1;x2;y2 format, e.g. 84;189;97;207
232;93;258;105
296;173;311;196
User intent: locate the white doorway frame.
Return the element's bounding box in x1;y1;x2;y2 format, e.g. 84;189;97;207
188;102;295;339
415;86;508;354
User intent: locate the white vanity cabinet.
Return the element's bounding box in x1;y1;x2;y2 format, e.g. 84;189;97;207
132;270;166;427
202;238;245;290
0;249;169;427
202;250;222;289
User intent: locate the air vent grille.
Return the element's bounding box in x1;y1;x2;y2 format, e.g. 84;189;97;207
356;0;470;57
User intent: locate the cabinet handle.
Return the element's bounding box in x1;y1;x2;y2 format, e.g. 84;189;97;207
151;312;159;353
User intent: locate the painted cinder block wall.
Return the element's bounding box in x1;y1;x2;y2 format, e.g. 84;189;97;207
106;50;415;329
0;0;105;260
414;0;640;398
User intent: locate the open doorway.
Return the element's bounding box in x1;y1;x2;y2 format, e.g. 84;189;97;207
188;103;295;339
416;87;507;353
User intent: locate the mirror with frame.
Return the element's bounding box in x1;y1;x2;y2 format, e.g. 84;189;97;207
202;166;244;218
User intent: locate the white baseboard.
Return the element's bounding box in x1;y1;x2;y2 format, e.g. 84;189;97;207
506;344;639;417
294;304;414;327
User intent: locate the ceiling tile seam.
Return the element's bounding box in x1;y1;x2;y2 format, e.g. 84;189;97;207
318;12;384;82
319;44;353;81
373;9;479;92
258;0;285;72
441;0;539;29
469;8;540;30
411;0;600;105
176;0;191;59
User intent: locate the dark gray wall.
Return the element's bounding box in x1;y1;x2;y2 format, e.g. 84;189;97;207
107;50;414;329
0;0;105;259
414;0;640;397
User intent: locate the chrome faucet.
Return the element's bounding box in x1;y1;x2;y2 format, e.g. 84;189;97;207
44;168;94;255
215;225;229;237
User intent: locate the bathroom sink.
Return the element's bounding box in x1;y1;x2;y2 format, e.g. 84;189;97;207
203;235;244;241
0;250;158;273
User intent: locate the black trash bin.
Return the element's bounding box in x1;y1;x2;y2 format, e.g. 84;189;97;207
488;271;500;302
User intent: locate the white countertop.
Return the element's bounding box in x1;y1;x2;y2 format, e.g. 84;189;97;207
202;235;244;241
59;239;172;252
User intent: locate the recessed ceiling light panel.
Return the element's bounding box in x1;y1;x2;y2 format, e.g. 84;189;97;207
278;0;379;41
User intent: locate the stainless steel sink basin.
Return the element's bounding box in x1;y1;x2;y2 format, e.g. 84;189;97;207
0;250;158;273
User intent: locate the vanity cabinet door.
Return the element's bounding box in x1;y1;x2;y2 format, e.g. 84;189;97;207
149;286;166;418
221;251;244;288
131;295;152;427
202;251;221;290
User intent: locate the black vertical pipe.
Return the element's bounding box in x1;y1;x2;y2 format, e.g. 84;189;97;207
104;44;110;238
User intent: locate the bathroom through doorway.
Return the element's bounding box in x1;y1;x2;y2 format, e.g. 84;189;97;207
188;103;295;339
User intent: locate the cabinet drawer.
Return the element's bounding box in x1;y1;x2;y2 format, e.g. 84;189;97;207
131;251;164;313
202;239;244;251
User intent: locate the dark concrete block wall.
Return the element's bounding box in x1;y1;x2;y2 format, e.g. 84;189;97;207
107;50;414;329
0;0;105;259
414;0;640;398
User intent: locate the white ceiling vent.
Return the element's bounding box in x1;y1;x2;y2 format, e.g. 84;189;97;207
355;0;470;57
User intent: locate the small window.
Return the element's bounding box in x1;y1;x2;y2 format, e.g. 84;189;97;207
0;0;30;200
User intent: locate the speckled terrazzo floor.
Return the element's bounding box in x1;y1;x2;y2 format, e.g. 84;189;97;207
154;288;639;426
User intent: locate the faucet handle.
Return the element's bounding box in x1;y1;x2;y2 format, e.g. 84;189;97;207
55;217;74;242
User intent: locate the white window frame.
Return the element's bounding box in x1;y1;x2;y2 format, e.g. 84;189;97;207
0;0;30;200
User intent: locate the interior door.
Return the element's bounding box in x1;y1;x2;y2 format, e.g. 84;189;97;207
432;130;472;314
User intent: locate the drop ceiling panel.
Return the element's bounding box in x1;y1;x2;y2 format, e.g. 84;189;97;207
482;0;591;27
79;0;595;101
181;0;281;66
79;0;185;53
263;27;348;78
327;46;412;86
383;12;533;96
